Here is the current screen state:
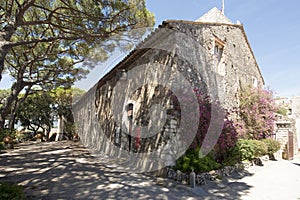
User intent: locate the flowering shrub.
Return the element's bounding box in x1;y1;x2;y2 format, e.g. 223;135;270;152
193;89;239;161
239;87;277;139
214;116;239;162
189;88;211;149
174;86;278;171
261;138;281;155
171;87;238;165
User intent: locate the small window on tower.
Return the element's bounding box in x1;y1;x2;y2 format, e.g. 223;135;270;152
214;38;225;74
214;42;224;65
252;77;258;88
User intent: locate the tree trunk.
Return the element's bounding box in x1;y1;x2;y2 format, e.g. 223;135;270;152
0;25;15;82
56;114;64;141
8;113;16;130
0;81;24;129
0;117;5;128
8;96;19;130
0;25;16;127
0;42;8;82
45;127;51;141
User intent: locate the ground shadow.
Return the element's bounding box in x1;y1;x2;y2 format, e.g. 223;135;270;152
0;141;255;199
293;162;300;167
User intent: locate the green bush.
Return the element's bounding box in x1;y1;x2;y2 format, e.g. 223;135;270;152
221;145;242;166
276;107;288;116
222;139;269;164
218;139;278;166
0;182;26;200
237;139;268;161
14;131;26;142
0;129;9;142
262;138;281;154
0;129;16;142
0;142;4;150
174;148;221;173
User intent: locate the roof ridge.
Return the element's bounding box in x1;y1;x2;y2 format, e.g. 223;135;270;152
195;7;233;24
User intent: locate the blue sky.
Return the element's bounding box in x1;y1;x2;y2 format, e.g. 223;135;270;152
1;0;300;98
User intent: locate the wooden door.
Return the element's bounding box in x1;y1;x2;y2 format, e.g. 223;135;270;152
288;131;294;160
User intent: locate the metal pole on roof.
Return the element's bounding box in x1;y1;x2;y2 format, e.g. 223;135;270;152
221;0;225;14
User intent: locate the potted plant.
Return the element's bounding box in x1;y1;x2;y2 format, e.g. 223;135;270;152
73;133;79;141
3;135;14;149
35;133;43;142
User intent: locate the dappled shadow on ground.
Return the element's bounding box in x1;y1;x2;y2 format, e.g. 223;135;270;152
0;141;254;200
198;169;254;200
293;162;300;167
0;141;195;199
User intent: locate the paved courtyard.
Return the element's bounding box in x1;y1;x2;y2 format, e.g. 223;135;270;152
0;141;300;200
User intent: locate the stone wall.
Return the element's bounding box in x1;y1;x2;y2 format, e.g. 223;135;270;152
274;97;300;155
163;21;264;110
93;44;210;154
291;97;300;150
275;119;297;159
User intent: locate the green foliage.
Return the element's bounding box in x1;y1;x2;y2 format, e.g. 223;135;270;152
276;107;288;116
0;128;15;142
16;92;54;133
0;89;10;109
261;138;281;154
0;183;26;200
51;87;86;137
14;131;26;141
222;139;269;165
15;87;85;137
0;0;155;129
236;139;267;161
0;142;4;150
0;182;26;200
174;148;221;173
0;129;8;142
221;145;242;166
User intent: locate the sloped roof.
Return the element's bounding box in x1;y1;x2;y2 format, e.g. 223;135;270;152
77;9;265;102
90;20;264;89
195;7;233;24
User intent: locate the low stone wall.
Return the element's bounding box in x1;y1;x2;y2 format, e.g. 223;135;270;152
165;155;269;186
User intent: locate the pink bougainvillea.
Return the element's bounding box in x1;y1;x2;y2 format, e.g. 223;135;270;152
186;88;239;161
173;86;277;162
239;87;277;140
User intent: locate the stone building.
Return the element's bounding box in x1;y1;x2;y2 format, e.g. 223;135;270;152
73;7;265;171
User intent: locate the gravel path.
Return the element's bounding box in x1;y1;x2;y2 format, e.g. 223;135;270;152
1;141;300;200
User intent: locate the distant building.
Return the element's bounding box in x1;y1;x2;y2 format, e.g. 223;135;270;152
274;96;300;159
291;97;300;153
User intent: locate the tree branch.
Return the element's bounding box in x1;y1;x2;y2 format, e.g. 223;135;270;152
15;0;36;25
8;32;108;47
5;0;14;20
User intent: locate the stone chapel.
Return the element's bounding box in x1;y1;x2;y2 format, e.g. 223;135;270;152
73;7;265;169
